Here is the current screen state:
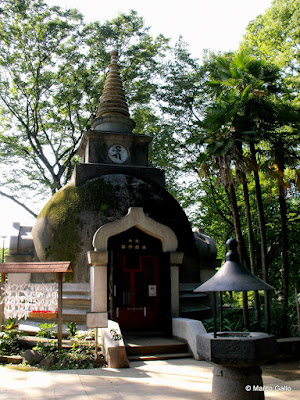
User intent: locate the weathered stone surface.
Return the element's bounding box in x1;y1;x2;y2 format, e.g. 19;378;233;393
39;354;56;369
172;317;207;360
197;332;277;366
32;174;199;283
107;346;130;368
76;132;152;167
72;163;165;187
87;251;108;266
23;349;44;366
101;320;130;368
212;365;264;400
0;355;23;365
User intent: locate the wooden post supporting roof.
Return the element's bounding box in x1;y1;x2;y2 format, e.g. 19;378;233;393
57;272;63;350
0;262;72;349
0;273;6;328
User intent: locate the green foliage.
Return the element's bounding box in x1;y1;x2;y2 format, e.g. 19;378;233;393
2;318;20;331
0;1;169;213
203;292;300;337
33;328;101;370
51;346;101;370
0;0;85;203
0;318;23;356
75;329;95;341
0;330;20;355
36;178;122;270
37;322;56;339
203;311;245;333
241;0;300;72
266;295;300;337
110;328;123;341
66;322;78;338
33;339;57;356
241;0;300;108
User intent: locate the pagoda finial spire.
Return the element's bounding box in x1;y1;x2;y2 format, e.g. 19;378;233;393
91;50;135;133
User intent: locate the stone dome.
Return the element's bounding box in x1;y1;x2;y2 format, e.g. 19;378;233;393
32;174;198;282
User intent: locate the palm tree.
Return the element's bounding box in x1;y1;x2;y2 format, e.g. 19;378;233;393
200;51;296;332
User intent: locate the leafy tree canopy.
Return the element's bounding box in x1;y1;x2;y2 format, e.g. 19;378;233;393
0;0;169;214
241;0;300;101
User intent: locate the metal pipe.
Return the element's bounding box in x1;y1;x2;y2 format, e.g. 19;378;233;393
220;291;223;332
213;291;217;338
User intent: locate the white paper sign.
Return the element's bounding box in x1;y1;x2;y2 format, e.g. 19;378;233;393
148;285;157;297
1;283;58;320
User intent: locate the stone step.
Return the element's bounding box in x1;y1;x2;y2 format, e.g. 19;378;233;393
180;305;211;313
125;336;189;357
127;352;193;361
62;292;91;298
0;355;23;365
62;308;88;323
61;284;91;323
62;294;91;308
179;292;207;299
126;342;189;356
19;320;87;334
62;283;90;294
179;282;210;320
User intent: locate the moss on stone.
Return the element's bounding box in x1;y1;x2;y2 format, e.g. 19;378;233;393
34;178;123;281
33;174;198;283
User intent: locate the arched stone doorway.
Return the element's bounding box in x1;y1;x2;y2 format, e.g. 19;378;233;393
108;226;171;332
87;208;183;332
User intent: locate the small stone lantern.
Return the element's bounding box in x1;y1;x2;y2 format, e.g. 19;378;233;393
194;238;277;400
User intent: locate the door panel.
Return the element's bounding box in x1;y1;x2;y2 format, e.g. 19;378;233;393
113;254;160;330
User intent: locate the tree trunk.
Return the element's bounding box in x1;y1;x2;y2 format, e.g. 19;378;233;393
236;142;260;329
226;164;250;331
240;176;261;329
275;141;290;337
250;143;271;333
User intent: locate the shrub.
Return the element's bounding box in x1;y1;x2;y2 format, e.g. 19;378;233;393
0;330;20;355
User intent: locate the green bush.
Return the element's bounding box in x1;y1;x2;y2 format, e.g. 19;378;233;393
202;292;300;337
203;308;245;333
265;296;300;337
66;322;78;338
0;330;20;355
33;328;103;370
37;322;57;339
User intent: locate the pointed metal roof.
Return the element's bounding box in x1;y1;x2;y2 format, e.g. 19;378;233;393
194;238;274;292
91;50;135;133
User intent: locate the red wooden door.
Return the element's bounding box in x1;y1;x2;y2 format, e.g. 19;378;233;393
113;253;160;330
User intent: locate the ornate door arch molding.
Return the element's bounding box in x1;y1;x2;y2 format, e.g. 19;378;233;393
92;207;178;252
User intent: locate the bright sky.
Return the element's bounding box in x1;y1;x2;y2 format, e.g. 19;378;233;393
0;0;273;238
49;0;273;59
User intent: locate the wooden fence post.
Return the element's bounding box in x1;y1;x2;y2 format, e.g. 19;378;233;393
57;272;63;350
0;273;6;330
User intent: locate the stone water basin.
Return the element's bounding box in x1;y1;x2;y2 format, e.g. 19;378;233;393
197;332;277;367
